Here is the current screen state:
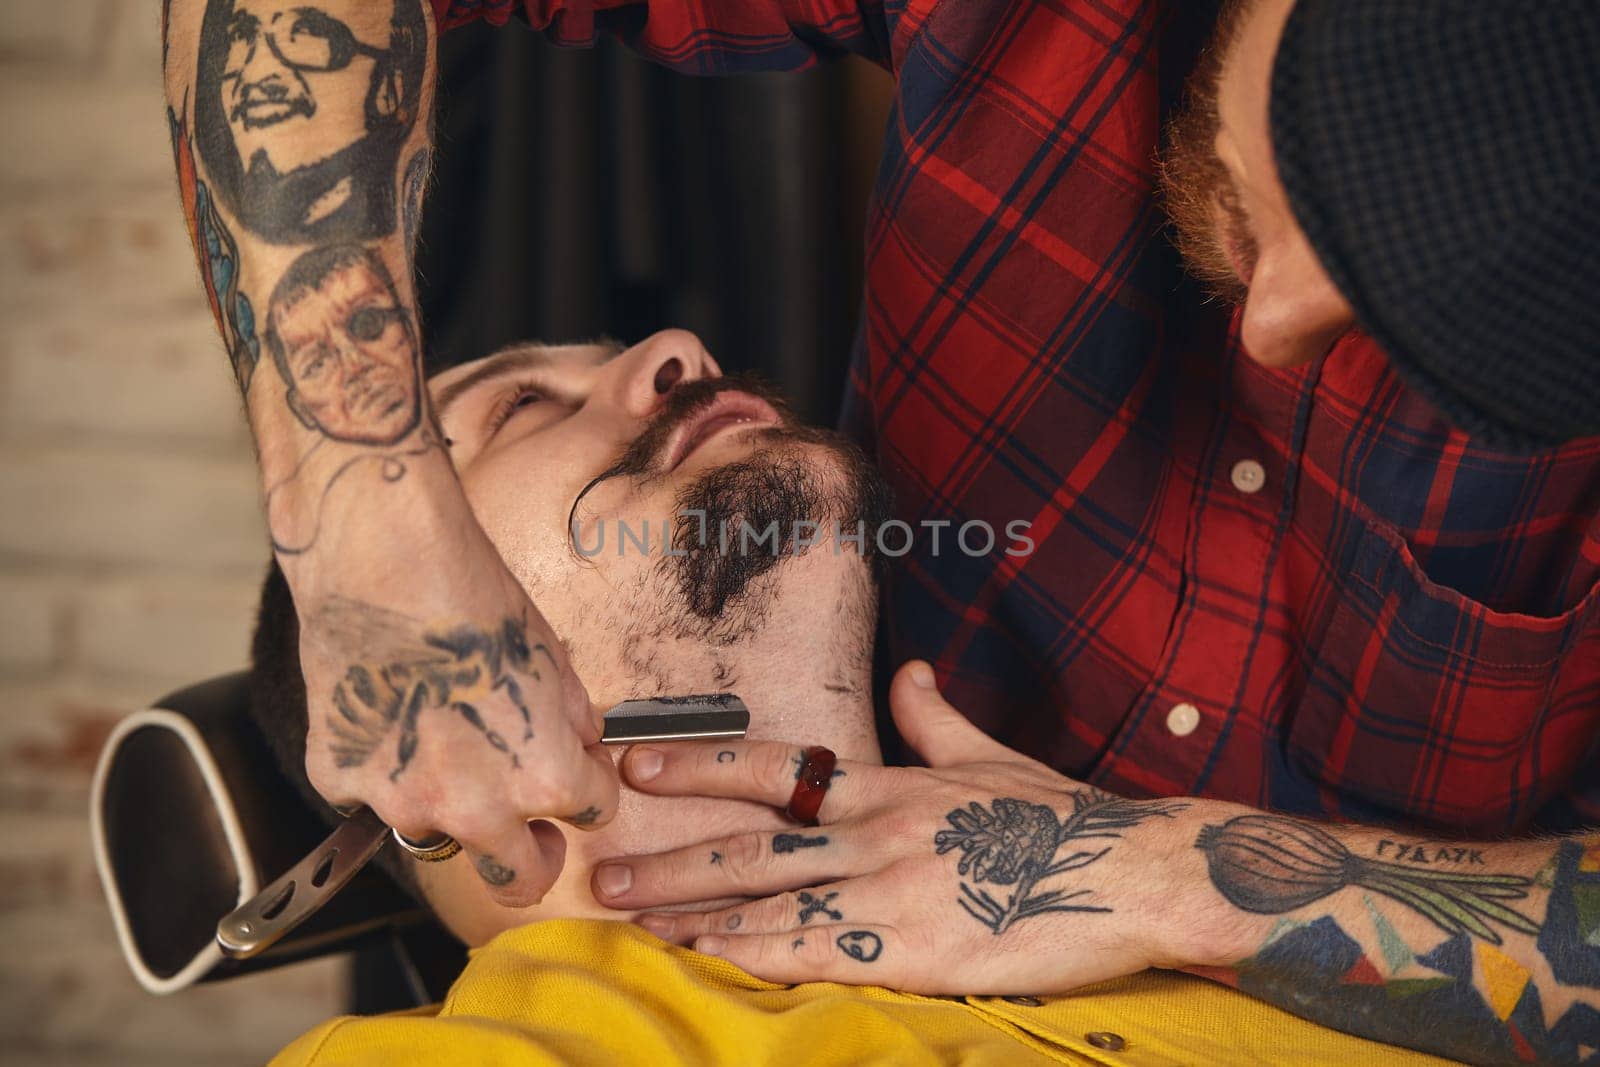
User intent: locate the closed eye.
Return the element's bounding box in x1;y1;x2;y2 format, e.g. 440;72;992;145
485;381;549;438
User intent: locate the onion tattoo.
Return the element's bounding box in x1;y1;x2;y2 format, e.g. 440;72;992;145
1195;815;1538;945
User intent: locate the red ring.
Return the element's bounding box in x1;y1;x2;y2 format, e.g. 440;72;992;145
783;746;837;826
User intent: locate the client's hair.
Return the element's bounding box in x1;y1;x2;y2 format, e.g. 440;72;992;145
249;560;422;899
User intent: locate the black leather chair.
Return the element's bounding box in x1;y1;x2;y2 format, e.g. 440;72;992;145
90;673;466;1006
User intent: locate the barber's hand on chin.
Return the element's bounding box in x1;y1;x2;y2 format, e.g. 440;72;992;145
297;576;620;909
594;662;1211;994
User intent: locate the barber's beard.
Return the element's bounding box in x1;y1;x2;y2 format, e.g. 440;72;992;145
1157;0;1259;306
1159;97;1256;305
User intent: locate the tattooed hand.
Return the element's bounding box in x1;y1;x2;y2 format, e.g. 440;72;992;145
594;662;1600;1062
588;663;1198;995
298;589;619;909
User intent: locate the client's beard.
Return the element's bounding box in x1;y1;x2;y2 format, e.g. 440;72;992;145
589;374;890;643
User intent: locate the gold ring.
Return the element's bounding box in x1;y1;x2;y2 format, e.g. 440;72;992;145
391;828;462;863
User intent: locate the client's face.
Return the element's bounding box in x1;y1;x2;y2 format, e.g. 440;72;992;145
418;330;888;943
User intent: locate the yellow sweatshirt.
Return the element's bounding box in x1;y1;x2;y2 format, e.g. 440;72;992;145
273;919;1454;1066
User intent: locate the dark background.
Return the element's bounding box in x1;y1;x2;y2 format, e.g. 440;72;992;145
413;20;893;425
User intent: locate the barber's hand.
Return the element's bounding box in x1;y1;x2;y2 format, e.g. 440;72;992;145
592;662;1214;994
297;576;619;908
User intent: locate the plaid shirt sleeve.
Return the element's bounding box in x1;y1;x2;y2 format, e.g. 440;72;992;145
430;0;1600;840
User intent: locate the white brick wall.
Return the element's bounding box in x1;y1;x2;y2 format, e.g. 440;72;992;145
1;313;251;445
0;3;347;1062
0;3;109;68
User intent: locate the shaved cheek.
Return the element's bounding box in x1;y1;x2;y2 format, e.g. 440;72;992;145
457;465;569;592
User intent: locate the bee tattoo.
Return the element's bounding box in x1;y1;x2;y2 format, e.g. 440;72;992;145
316;598;559;780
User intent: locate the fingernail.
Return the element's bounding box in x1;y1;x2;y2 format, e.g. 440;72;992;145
909;662;936;689
637;915;674;939
630;748;665;782
595;863;633;898
696;935;727;956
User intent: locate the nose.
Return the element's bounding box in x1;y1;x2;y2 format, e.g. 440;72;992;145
333;336;379;382
1239;239;1357;369
607;329;720;419
239;35;291;86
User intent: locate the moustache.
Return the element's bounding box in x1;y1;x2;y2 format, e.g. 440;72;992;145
607;374;802;479
230;93;316;129
565;373;814;539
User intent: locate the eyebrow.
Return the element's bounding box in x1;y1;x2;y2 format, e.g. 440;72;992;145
431;340;625;422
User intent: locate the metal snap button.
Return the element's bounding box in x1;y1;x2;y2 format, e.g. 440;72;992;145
1085;1031;1127;1051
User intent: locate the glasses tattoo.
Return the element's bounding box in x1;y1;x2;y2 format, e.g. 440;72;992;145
224;8;385;78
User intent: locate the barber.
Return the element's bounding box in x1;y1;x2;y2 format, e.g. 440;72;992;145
161;1;1599;1062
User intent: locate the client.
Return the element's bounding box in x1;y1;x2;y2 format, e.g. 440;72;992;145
255;331;1450;1066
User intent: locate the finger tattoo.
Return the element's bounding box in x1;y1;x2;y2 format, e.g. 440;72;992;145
474;854;516;887
797;891;842;924
773;833;829;854
837;931;882;962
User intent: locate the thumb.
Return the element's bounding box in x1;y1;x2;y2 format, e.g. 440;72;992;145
890;661;1021;768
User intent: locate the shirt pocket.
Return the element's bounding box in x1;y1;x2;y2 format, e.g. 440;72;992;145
1286;516;1600;836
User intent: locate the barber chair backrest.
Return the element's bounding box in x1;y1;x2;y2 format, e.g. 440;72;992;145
90;673;437;994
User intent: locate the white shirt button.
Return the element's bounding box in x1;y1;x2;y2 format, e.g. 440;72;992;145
1230;459;1266;494
1166;702;1201;737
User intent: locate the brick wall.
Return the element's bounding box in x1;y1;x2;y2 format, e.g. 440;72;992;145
0;4;346;1064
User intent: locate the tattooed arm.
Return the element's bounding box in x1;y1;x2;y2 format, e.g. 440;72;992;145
599;664;1597;1065
1185;815;1599;1065
161;0;619;906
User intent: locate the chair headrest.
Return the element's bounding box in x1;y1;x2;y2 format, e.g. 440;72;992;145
90;673;433;993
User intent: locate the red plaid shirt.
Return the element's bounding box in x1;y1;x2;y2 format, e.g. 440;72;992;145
435;0;1600;836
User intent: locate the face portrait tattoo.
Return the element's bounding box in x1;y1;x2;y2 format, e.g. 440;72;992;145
266;244;421;445
194;0;426;244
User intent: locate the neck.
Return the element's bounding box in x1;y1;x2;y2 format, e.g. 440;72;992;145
419;559;882;946
585;554;882;766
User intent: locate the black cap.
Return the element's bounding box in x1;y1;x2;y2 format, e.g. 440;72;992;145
1270;0;1600;450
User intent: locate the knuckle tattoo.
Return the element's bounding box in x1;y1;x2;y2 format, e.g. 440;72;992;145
568;805;603;826
473;853;517;888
